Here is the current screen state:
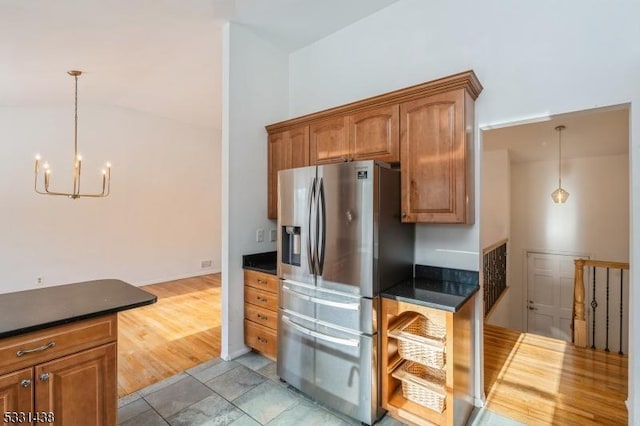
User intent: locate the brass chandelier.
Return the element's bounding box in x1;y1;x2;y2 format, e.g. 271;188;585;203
34;70;111;199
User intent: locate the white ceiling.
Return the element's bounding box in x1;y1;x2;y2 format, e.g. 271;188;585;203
0;0;399;129
483;105;629;163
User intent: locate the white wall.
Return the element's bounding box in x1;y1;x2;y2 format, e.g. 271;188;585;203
507;154;629;331
482;150;510;249
286;0;640;414
0;105;220;293
481;149;511;327
221;23;289;360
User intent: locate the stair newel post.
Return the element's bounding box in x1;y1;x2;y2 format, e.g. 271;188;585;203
573;259;587;347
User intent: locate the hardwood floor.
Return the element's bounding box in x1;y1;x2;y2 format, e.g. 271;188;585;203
117;274;221;397
484;324;628;425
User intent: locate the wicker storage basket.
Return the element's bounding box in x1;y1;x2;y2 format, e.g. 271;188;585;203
392;361;446;413
389;315;446;369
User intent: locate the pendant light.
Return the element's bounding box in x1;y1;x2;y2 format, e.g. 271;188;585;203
551;125;569;203
34;70;111;199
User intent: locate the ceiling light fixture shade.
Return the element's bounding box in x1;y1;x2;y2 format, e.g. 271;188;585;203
34;70;111;199
551;125;569;204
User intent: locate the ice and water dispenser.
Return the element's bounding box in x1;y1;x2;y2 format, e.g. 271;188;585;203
281;226;301;266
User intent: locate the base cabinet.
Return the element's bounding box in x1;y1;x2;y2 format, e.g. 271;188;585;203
0;315;117;426
381;298;475;426
244;270;278;359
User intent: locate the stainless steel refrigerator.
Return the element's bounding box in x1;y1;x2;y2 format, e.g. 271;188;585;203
276;160;414;425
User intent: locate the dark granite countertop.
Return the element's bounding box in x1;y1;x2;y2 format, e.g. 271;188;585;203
242;251;277;275
381;265;479;312
0;279;157;339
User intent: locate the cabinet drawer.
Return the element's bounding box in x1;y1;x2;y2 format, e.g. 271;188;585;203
244;270;278;293
0;315;117;376
245;304;278;330
245;320;277;359
245;286;278;311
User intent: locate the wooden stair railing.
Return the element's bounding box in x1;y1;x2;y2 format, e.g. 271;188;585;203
573;259;630;353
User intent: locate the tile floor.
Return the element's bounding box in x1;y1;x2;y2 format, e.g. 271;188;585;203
118;352;523;426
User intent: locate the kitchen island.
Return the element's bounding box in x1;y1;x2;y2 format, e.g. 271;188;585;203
0;279;156;425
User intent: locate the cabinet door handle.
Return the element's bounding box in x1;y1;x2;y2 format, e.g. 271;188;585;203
256;296;268;303
20;379;31;388
39;373;50;382
257;313;268;321
257;279;267;285
257;337;268;345
16;341;56;357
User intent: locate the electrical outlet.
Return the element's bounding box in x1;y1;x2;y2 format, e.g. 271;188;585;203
201;260;212;268
36;276;44;286
270;229;277;242
256;228;265;242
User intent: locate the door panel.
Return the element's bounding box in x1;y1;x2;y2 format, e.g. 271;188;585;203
349;105;399;163
0;368;33;423
400;90;468;223
527;253;579;342
316;161;374;296
278;166;317;285
310;116;349;165
35;343;116;426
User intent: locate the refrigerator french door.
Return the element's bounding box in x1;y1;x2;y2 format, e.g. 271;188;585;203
276;160;414;425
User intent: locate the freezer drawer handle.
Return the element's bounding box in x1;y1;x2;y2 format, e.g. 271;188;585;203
282;315;360;348
282;285;360;311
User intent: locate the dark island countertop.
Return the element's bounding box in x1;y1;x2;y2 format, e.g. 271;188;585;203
381;265;479;312
0;279;157;339
242;251;277;275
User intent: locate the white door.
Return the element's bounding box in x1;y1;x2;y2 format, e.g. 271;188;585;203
527;252;580;341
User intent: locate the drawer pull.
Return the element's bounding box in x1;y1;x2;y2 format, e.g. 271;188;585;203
257;337;268;345
39;373;50;382
257;279;267;285
256;296;268;303
257;313;268;321
16;341;56;357
20;379;31;388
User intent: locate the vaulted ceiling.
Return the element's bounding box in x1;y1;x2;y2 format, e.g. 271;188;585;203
0;0;399;129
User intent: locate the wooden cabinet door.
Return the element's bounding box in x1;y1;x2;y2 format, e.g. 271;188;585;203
35;343;116;426
310;116;349;164
349;104;399;163
400;90;472;223
267;126;309;219
0;368;33;424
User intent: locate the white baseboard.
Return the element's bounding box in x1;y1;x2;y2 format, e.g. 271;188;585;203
131;269;221;286
474;397;485;407
222;347;250;361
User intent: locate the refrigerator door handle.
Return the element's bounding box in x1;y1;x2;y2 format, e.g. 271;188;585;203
317;178;326;275
281;315;360;348
307;177;317;275
282;284;361;311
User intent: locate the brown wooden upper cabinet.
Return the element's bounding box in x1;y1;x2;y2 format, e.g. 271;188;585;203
267;126;309;219
349;104;400;163
309;106;399;165
266;70;482;223
400;89;474;224
309;116;350;164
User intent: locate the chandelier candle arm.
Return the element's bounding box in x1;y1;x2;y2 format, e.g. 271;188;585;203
33;70;111;199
